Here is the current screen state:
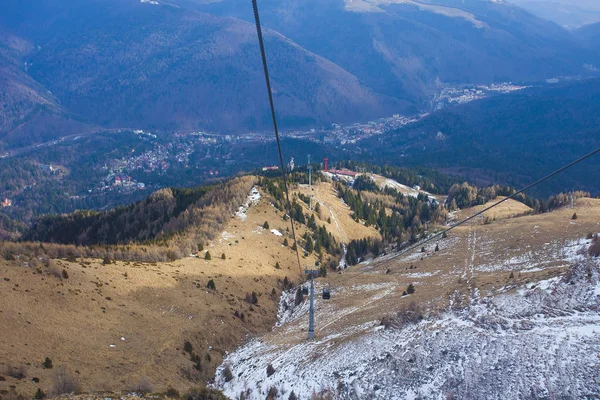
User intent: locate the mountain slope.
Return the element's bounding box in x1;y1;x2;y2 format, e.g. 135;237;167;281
0;177;372;397
0;30;94;150
194;0;593;103
508;0;600;27
576;22;600;53
216;197;600;399
1;0;406;134
361;79;600;196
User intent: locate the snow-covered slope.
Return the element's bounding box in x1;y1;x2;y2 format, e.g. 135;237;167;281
215;241;600;399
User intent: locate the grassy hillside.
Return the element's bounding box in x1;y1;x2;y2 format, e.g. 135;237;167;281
0;175;382;398
215;195;600;398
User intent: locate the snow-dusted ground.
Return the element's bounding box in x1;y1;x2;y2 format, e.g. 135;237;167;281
235;186;261;221
370;174;438;201
215;243;600;399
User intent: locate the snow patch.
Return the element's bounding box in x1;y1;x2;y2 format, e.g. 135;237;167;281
235;187;261;221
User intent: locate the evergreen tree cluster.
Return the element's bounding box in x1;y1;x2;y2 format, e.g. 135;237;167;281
337;161;456;194
346;237;384;265
446;182;590;213
337;182;443;244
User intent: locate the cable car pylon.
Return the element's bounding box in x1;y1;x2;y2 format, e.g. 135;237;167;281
305;268;318;340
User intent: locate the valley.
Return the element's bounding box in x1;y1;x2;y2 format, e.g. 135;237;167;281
1;0;600;398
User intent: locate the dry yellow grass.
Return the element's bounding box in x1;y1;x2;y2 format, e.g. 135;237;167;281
294;182;380;244
259;197;600;349
0;187;323;397
2;181;598;399
453;196;533;223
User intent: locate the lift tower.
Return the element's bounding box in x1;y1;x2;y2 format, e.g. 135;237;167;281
304;268;319;340
307;154;312;187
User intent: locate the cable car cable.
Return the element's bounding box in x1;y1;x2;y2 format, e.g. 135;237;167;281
393;145;600;259
252;0;303;275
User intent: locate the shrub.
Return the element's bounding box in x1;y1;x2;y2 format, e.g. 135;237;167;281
207;279;216;290
266;387;278;400
61;269;69;279
5;364;26;380
222;367;233;382
52;367;80;395
191;353;202;371
42;358;53;369
246;292;258;305
134;377;153;394
283;238;289;247
165;387;180;398
572;213;578;220
221;253;226;260
589;238;600;257
263;221;270;229
34;389;46;400
185;387;228;400
102;256;111;265
275;262;280;269
295;287;304;306
197;242;204;252
266;364;275;377
385;302;423;330
184;341;193;354
205;251;211;261
407;283;415;294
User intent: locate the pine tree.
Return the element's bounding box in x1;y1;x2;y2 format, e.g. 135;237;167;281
206;279;216;290
283;238;289;247
205;251;211;260
306;237;314;253
198;242;204;252
221;253;226;260
263;221;270;229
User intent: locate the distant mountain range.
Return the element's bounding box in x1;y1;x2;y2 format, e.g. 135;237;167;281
508;0;600;28
0;30;95;150
576;22;600;53
0;0;599;150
